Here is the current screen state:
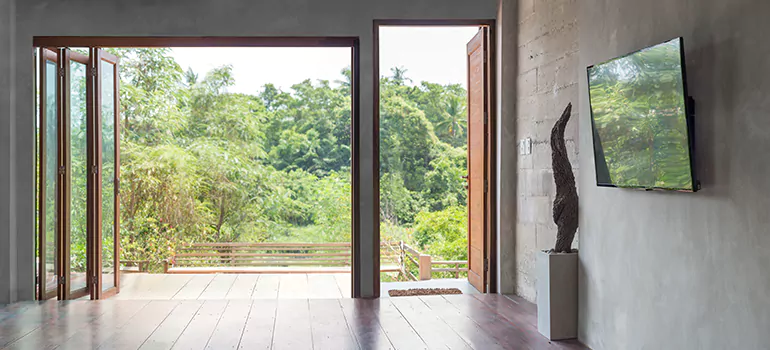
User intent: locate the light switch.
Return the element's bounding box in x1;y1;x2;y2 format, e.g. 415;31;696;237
519;138;532;155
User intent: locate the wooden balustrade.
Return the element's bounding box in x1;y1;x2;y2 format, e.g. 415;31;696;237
162;241;466;278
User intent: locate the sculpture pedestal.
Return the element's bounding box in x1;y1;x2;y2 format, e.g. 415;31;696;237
537;250;578;340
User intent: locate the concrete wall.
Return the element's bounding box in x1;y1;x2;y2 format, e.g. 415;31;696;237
496;0;518;295
0;0;15;304
578;0;770;348
513;0;579;301
0;0;498;304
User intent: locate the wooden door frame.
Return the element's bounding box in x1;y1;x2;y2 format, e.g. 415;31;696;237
372;19;498;295
33;36;364;298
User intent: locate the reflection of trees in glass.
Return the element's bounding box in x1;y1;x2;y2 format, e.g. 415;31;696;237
588;39;693;190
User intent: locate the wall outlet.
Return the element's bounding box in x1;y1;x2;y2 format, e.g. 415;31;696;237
519;138;532;155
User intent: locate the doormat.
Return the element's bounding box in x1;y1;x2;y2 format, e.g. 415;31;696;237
387;288;463;297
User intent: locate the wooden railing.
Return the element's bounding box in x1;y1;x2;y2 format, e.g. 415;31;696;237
380;241;468;281
164;242;352;274
163;241;466;278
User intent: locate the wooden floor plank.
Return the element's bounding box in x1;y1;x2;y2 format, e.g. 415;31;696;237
97;300;179;349
0;296;587;350
171;300;228;350
0;302;60;347
374;298;427;350
277;274;308;299
205;301;252;349
420;295;507;350
238;300;277;350
225;275;259;300
271;299;313;350
338;299;393;350
308;299;357;350
198;275;238;300
4;301;106;350
144;275;194;300
471;294;585;349
172;275;215;300
307;274;344;299
140;301;203;350
0;301;44;324
115;274;168;299
389;297;473;350
333;274;352;298
55;300;151;349
442;294;533;349
251;274;280;299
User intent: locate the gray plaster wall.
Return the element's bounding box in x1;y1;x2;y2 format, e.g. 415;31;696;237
0;0;15;304
0;0;498;304
513;0;579;301
578;0;770;348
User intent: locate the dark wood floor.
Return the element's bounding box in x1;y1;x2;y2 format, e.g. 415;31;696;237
0;294;585;350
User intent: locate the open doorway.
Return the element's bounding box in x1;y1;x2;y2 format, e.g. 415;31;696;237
33;38;361;300
375;22;496;296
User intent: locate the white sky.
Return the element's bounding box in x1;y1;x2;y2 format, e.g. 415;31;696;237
170;27;480;94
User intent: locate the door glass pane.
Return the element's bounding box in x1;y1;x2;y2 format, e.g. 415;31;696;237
70;60;88;293
44;60;57;295
101;60;116;291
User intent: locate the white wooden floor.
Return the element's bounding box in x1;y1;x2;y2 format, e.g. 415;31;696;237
111;273;477;300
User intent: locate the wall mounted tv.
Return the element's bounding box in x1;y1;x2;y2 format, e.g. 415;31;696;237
587;37;698;192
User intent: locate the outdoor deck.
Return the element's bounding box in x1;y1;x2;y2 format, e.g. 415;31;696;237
111;273;478;300
0;295;586;349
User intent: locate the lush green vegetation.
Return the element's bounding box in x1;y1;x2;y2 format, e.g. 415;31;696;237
106;49;469;274
588;39;693;190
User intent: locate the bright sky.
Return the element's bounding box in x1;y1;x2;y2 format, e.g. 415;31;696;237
170;27;480;95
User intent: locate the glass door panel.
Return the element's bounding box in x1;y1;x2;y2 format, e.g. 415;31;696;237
36;46;121;300
69;53;89;297
38;49;58;299
91;48;120;298
100;57;117;292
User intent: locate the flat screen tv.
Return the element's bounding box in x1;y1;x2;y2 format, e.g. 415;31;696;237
587;37;697;192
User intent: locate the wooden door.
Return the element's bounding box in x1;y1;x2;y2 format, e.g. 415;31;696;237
467;28;489;293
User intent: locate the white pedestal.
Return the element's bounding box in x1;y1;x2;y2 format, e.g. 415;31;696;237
537;250;578;340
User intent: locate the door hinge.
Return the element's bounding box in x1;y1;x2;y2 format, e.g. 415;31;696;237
90;67;98;77
91;165;99;175
58;67;65;77
484;179;489;193
483;111;488;125
58;166;66;176
484;258;489;272
91;275;98;286
59;275;66;285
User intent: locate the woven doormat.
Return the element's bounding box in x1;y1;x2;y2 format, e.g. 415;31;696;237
387;288;463;297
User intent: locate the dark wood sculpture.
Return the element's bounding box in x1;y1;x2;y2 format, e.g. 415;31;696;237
551;103;578;253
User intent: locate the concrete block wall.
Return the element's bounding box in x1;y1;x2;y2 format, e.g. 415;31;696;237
514;0;579;301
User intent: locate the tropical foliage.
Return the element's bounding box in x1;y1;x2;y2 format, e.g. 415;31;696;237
98;49;471;274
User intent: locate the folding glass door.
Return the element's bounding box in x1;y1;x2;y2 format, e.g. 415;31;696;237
36;47;120;300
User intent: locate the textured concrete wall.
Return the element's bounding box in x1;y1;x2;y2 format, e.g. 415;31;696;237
0;0;498;303
578;0;770;348
514;0;579;301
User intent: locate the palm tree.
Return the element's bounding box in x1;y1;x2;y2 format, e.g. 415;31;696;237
390;66;412;86
435;95;467;145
